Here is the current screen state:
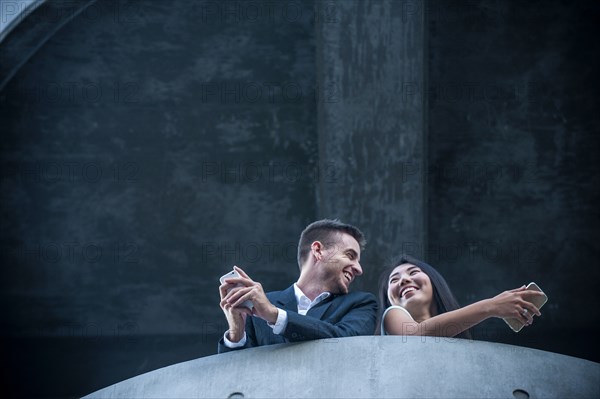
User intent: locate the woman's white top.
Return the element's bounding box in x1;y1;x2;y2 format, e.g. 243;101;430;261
380;305;414;335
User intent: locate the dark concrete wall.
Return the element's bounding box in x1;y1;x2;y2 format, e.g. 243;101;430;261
0;1;598;398
316;0;426;290
425;0;600;358
1;1;319;397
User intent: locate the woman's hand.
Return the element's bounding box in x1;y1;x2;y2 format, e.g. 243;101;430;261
486;286;544;325
383;285;546;338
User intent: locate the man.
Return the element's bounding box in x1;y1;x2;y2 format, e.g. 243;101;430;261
218;219;378;353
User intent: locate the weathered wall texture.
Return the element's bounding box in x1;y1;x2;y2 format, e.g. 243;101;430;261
316;0;426;289
426;0;599;356
1;1;319;396
0;1;598;398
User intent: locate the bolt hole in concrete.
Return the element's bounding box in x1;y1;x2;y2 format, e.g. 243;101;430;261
513;389;530;399
227;393;244;398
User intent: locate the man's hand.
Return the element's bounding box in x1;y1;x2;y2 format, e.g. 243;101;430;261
223;266;279;324
219;273;252;343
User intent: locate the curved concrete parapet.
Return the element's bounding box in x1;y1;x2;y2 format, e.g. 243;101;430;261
0;0;43;43
0;0;95;91
84;336;599;398
0;0;41;40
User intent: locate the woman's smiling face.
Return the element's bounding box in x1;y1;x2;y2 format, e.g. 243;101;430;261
387;263;435;317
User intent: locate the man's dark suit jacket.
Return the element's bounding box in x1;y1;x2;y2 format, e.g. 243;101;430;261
218;285;378;353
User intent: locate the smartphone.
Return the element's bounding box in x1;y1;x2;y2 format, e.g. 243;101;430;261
503;282;548;332
219;270;253;309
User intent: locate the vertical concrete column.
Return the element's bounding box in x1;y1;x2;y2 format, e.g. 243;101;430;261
316;0;427;275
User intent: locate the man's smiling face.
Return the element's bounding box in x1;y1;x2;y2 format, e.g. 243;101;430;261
317;232;363;295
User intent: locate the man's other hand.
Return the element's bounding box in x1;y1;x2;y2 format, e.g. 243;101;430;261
223;266;278;324
219;271;252;342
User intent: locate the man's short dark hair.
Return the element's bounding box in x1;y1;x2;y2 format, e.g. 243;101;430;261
297;219;366;268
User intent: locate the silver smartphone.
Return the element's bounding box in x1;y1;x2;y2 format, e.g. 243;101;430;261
219;270;253;309
503;282;548;332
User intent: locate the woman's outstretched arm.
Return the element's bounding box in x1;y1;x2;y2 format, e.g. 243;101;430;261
384;286;546;337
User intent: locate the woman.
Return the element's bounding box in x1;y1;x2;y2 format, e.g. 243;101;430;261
377;255;544;338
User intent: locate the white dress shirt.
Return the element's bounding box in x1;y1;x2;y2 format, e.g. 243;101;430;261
223;283;331;348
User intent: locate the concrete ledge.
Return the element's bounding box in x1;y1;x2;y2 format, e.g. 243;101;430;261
0;0;94;91
83;336;599;398
0;0;42;43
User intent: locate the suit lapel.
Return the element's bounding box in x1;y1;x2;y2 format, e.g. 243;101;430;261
306;294;335;320
271;285;336;320
271;285;297;312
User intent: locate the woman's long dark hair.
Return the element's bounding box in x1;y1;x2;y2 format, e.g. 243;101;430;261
375;254;472;339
